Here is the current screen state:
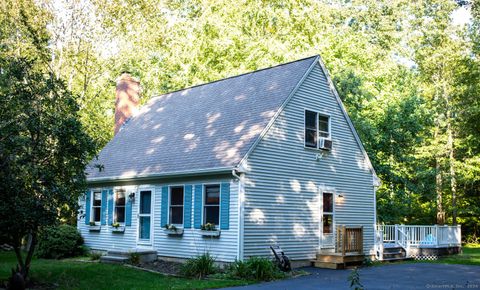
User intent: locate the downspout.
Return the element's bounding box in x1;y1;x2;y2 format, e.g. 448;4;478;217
232;168;245;261
373;174;382;260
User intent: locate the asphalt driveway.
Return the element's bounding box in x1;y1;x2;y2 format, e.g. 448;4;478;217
222;263;480;290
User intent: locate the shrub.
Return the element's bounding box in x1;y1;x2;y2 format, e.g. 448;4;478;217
129;252;141;265
181;253;217;279
89;251;102;261
228;259;250;279
227;257;284;281
36;225;84;259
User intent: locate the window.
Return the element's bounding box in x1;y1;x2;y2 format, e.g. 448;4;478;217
92;191;102;224
114;189;126;224
323;192;334;234
305;110;330;148
169;186;184;225
204;185;220;225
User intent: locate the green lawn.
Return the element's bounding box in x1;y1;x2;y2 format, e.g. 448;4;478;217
405;244;480;266
0;252;251;290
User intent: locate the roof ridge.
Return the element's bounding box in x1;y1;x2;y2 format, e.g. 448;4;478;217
149;55;319;100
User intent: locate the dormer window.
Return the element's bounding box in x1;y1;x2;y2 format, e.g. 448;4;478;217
305;110;330;148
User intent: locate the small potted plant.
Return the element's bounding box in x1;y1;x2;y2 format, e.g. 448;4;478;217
199;223;220;237
111;222;125;233
89;221;101;232
163;224;183;236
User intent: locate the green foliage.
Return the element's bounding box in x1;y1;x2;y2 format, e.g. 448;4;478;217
363;257;374;267
200;223;217;231
89;251;102;261
0;251;251;289
2;0;478;254
227;259;251;279
42;0;479;237
348;267;364;290
128;252;141;265
181;253;217;279
0;0;96;280
227;257;285;281
164;224;177;231
36;225;85;259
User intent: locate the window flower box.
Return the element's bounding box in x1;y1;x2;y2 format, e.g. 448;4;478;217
89;225;101;232
199;223;220;237
199;230;220;237
163;224;184;236
163;228;184;236
111;226;125;233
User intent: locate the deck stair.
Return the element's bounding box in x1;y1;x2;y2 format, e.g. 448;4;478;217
100;249;157;264
313;225;365;269
313;252;364;269
382;245;412;262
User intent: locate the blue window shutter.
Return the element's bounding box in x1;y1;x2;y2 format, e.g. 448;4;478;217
161;186;168;227
107;189;114;225
193;184;203;229
84;191;91;225
220;182;230;230
183;185;193;228
125;192;132;226
101;189;107;225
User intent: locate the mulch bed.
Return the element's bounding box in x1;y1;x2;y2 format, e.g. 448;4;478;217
132;259;183;276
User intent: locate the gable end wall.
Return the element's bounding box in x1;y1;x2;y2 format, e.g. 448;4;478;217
242;63;375;261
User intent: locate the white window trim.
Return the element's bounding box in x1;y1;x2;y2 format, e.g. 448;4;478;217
304;109;331;150
168;184;185;227
202;183;221;227
90;189;102;225
113;189;126;225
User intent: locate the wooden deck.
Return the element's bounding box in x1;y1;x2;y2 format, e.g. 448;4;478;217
312;226;365;269
313;252;365;269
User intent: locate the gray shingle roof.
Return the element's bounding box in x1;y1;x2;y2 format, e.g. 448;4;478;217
86;56;318;181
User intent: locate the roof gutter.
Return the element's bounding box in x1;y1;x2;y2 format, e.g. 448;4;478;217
87;166;233;184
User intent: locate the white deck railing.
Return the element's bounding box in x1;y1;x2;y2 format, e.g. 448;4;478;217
376;224;461;248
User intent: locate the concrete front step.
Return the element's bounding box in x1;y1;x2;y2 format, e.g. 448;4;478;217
100;255;129;264
100;249;157;264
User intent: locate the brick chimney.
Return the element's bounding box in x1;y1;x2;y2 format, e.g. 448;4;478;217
114;73;140;135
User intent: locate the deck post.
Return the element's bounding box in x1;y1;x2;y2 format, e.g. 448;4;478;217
435;224;439;247
342;226;346;256
394;224;398;245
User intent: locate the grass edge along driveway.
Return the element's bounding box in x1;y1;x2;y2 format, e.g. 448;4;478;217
0;252;252;290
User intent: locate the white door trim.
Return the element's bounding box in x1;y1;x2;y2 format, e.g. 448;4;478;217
137;187;154;247
319;185;336;250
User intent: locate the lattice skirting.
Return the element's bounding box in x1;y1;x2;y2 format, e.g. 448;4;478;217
411;255;439;260
408;246;461;260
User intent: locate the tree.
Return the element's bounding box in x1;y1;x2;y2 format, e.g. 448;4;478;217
35;0;480;238
0;0;95;283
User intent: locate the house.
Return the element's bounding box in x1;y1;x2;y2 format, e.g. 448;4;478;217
78;55;381;267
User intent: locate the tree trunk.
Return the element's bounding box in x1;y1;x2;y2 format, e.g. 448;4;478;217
446;94;457;225
22;232;37;281
435;126;445;225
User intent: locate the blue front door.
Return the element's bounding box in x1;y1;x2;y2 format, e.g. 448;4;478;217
138;190;152;243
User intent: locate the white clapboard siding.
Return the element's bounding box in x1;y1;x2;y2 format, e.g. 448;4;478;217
77;188;139;251
154;179;239;262
243;63;376;261
78;179;239;262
